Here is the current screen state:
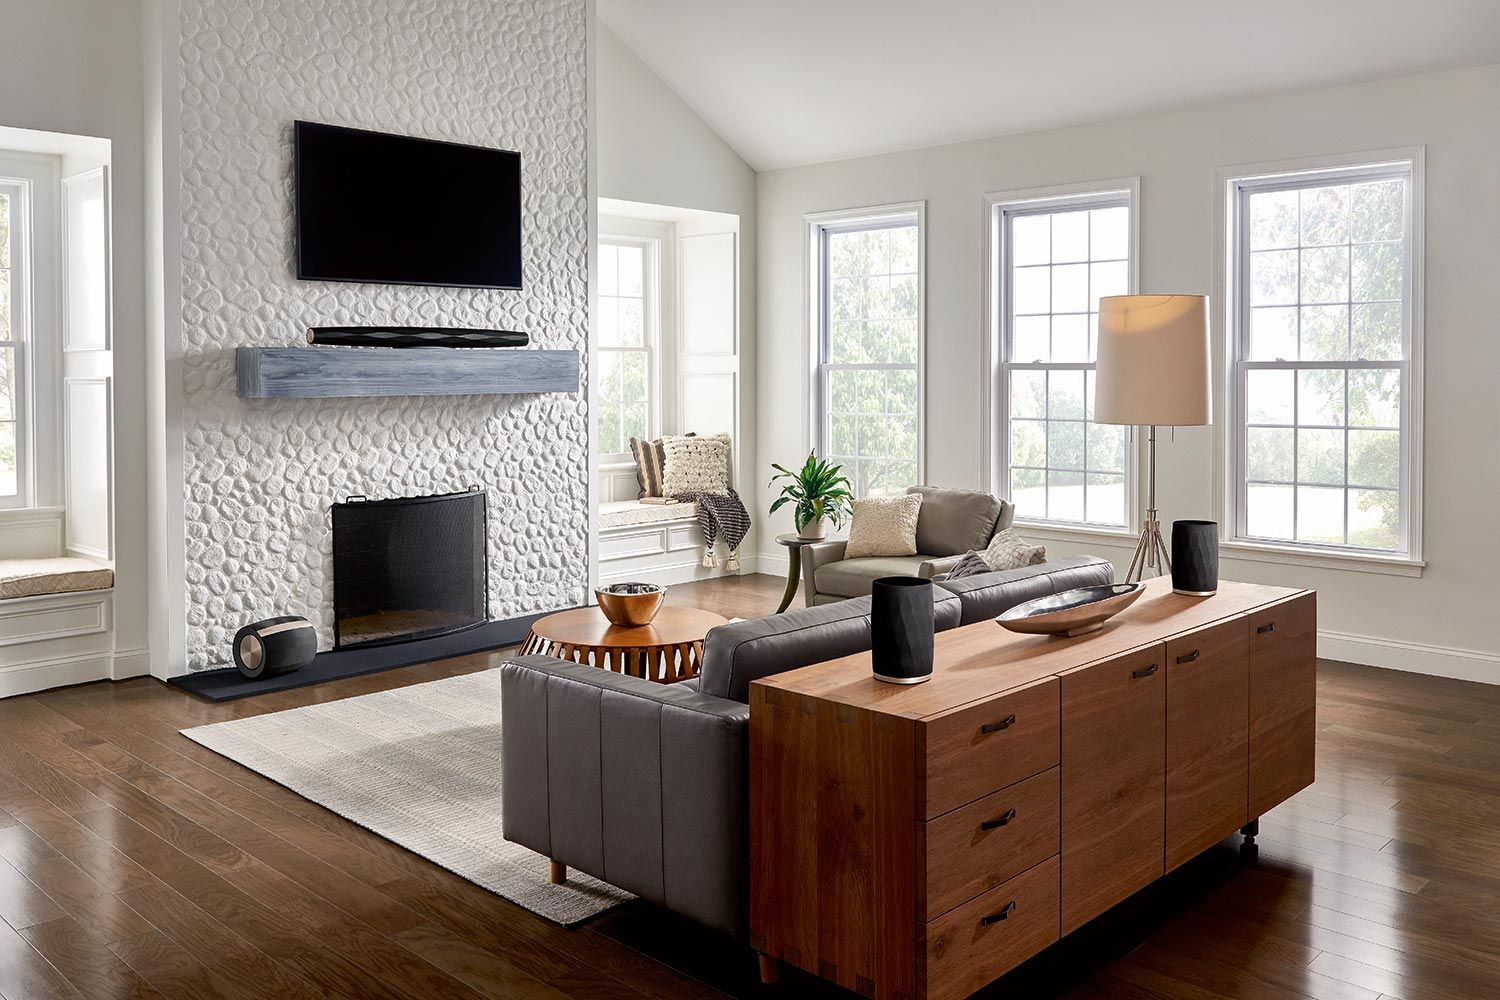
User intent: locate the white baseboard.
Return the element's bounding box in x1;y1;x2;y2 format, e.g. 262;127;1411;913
758;551;791;577
1318;629;1500;686
0;644;151;698
600;553;761;587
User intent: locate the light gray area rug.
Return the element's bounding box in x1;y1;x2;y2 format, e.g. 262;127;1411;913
179;668;633;925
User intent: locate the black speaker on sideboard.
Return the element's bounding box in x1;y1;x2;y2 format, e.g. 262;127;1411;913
232;616;318;679
307;326;529;349
1171;520;1219;597
870;577;935;685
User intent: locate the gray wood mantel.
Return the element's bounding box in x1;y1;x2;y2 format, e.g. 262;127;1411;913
235;346;580;399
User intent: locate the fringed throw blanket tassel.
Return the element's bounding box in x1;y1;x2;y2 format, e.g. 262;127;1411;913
674;488;752;575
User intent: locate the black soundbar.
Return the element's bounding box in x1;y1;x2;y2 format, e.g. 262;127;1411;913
306;326;529;349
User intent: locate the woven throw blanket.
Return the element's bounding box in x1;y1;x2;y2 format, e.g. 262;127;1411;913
673;488;752;570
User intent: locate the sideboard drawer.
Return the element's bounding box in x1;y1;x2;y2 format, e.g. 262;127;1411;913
919;766;1060;920
1247;592;1317;817
919;677;1060;818
1166;616;1249;871
919;855;1060;1000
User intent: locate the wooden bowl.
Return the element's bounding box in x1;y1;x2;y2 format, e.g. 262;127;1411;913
995;583;1144;638
594;583;667;627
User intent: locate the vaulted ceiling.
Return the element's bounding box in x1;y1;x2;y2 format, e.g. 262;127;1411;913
598;0;1500;170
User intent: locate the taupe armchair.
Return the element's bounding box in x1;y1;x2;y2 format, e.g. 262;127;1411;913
800;485;1014;606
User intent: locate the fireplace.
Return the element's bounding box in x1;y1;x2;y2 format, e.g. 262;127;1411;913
331;489;488;649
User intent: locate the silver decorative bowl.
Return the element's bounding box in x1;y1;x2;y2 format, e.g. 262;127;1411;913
594;582;667;627
996;583;1144;637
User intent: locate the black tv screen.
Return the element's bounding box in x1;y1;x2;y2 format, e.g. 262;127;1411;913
294;121;522;289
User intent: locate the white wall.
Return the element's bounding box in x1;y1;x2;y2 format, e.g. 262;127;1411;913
0;0;150;679
165;0;591;671
757;63;1500;681
596;23;760;560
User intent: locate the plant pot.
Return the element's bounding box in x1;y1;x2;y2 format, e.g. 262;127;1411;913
797;516;828;541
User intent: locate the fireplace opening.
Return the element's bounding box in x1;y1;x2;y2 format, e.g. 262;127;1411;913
331;489;489;649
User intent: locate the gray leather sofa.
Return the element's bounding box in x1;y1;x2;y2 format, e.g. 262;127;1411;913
800;485;1015;605
500;554;1112;939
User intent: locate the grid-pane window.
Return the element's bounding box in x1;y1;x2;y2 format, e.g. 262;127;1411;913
0;184;23;502
999;193;1132;527
817;216;920;497
1233;164;1413;552
596;239;652;458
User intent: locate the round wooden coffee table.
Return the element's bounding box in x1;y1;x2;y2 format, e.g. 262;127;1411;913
518;605;729;684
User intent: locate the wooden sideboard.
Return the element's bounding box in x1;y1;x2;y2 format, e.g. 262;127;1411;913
748;578;1316;1000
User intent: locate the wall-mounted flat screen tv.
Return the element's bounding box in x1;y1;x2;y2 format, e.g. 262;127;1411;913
294;121;522;289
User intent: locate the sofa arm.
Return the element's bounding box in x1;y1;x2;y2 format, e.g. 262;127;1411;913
917;553;966;579
499;655;749;938
799;539;848;604
935;555;1116;625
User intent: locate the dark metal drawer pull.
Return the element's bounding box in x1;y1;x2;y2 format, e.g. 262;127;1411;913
1257;623;1276;634
980;809;1017;831
980;901;1017;925
1176;650;1200;664
980;714;1017;734
1132;664;1158;679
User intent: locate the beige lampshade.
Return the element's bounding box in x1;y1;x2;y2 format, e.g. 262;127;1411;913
1093;294;1211;427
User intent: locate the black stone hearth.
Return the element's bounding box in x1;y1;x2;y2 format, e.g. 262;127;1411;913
169;609;584;703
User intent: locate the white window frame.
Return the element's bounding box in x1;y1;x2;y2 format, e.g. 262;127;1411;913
982;179;1141;538
805;202;926;496
0;174;35;510
595;232;662;464
1215;149;1425;576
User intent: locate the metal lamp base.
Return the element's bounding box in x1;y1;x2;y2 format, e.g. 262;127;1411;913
1124;512;1173;584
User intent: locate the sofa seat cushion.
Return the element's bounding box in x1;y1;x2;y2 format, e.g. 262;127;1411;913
815;555;930;598
0;557;115;601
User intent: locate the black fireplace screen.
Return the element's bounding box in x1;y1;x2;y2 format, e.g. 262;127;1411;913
331;489;488;649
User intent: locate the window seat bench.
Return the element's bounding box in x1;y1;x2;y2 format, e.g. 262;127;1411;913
0;557;115;601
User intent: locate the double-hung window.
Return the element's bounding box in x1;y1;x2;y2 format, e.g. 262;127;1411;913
596;237;656;460
1227;157;1419;557
0;177;30;506
811;206;923;498
990;185;1136;528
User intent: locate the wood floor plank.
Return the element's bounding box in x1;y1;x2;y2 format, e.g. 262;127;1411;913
107;929;255;1000
0;915;80;1000
0;857;68;931
17;916;165;1000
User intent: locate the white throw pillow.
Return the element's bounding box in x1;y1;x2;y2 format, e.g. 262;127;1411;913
661;434;731;496
978;528;1047;571
844;493;923;559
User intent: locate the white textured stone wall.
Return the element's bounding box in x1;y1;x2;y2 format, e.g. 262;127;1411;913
178;0;589;670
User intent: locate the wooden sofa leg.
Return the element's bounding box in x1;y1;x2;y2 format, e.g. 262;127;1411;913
757;953;781;984
549;860;566;885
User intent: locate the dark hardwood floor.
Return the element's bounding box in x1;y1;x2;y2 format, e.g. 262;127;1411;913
2;573;1499;999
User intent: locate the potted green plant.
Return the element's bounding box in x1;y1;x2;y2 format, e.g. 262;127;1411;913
769;453;854;541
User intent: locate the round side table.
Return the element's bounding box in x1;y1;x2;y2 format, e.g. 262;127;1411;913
519;605;729;683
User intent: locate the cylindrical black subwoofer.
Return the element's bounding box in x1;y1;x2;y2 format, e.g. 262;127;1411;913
1171;520;1219;597
870;577;934;685
232;617;318;680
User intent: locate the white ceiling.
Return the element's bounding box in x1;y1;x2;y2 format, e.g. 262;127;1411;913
598;0;1500;171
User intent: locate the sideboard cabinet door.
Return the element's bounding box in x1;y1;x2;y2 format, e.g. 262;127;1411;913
1165;617;1249;871
1060;645;1166;934
1247;593;1317;817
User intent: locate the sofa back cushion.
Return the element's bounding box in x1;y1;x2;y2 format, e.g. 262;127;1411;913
906;486;1012;556
935;554;1115;626
699;589;961;703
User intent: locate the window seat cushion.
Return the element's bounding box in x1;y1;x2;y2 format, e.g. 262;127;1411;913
598;500;700;531
0;557;115;600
